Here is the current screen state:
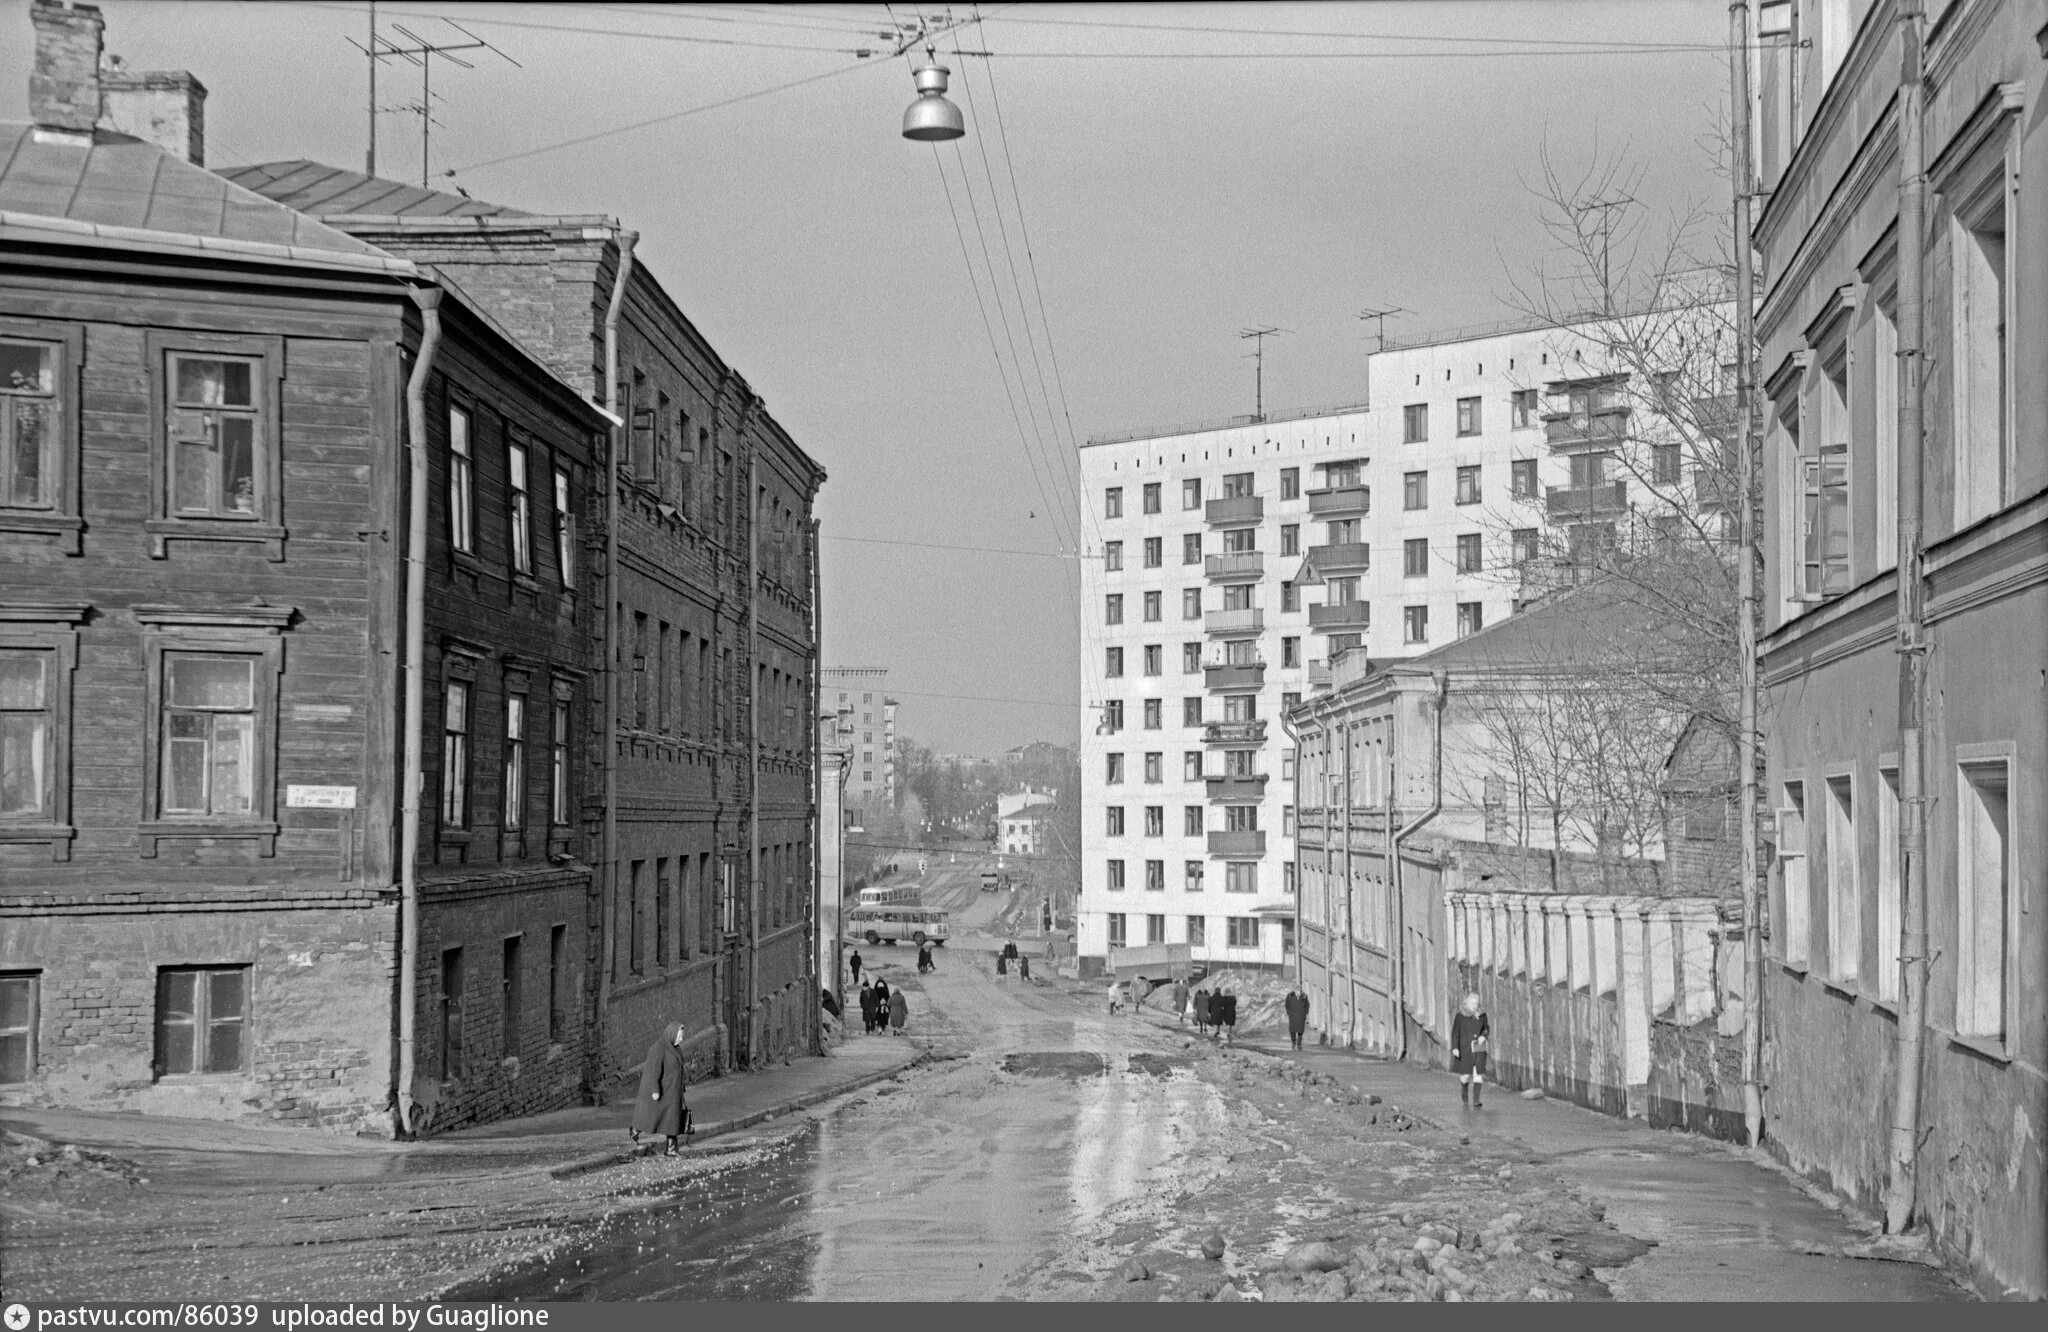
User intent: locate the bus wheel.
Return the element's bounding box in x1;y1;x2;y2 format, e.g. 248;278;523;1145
865;930;880;946
913;931;926;945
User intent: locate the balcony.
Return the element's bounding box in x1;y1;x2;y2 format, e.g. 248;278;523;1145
1205;494;1264;526
1205;607;1264;636
1307;600;1371;631
1545;480;1629;519
1207;773;1269;802
1204;551;1265;582
1306;484;1371;518
1543;409;1629;450
1204;661;1265;692
1208;829;1268;858
1307;659;1331;687
1305;541;1370;573
1203;719;1267;746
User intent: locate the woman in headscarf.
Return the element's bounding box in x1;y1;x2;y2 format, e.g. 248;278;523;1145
1451;992;1491;1108
1192;986;1211;1035
629;1021;689;1156
858;980;877;1034
888;986;908;1033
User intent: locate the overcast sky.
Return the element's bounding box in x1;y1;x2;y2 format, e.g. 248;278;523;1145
0;0;1731;755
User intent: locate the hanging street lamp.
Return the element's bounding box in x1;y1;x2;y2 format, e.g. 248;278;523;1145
901;51;965;141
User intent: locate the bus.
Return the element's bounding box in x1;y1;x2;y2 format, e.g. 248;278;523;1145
846;905;950;947
857;883;920;908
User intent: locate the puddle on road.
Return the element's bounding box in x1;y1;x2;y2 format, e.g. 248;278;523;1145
1002;1052;1106;1079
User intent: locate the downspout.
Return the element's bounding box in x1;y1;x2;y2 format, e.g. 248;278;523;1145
1883;0;1930;1236
1341;717;1357;1047
1280;708;1303;993
1390;668;1448;1062
599;230;638;1053
1319;705;1335;1043
395;284;443;1136
747;445;761;1066
811;514;825;1053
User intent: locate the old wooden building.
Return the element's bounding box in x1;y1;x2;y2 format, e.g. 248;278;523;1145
0;0;613;1133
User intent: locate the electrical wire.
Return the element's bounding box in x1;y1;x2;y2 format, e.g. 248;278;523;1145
972;10;1726;51
303;2;876;53
823;533;1084;560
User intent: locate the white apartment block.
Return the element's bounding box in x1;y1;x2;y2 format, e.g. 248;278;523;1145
1075;310;1724;976
824;667;897;810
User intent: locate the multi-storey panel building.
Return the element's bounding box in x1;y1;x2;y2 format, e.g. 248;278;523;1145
823;668;894;811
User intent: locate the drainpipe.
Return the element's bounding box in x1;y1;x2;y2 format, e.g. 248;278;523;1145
1390;668;1449;1062
811;516;825;1053
395;285;444;1137
1883;0;1930;1236
1282;706;1333;1042
599;230;637;1060
1341;716;1358;1048
747;445;762;1066
1280;708;1305;993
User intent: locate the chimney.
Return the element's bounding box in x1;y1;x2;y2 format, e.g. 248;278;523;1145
100;58;208;166
29;0;105;136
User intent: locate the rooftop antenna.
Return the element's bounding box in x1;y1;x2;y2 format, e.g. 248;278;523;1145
1356;305;1410;352
1573;195;1636;314
1238;326;1287;421
350;17;519;188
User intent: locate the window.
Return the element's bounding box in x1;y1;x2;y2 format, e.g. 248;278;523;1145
1226;863;1257;894
1105;647;1124;678
1104;540;1123;572
1456;396;1481;436
1105;594;1123;625
1143;645;1163;678
1182;533;1202;565
1456;602;1483;637
548;924;568;1043
1222;526;1257;554
1105;753;1124;783
1952;156;2011;527
1281;523;1299;556
1511;388;1538;428
1182;589;1202;621
1403;403;1428;443
502;693;527;832
1143;698;1162;729
0;326;80;543
1107;911;1127;945
1511;528;1539;564
438;948;465;1078
1184;860;1204;892
1652;444;1681;486
1403;605;1429;643
1145;912;1167;944
1187;914;1207;947
1403;538;1428;577
1280;468;1300;500
1222;471;1254;498
1281;636;1300;668
553;468;576;589
1570;451;1609;488
163;352;264;522
1182;643;1202;674
1777;783;1809;968
1145;805;1164;837
1956;759;2009;1041
1143;482;1161;514
1455;533;1482;574
1876;766;1900;1003
0;649;54;823
1106;862;1126;893
1511;458;1538;499
1146;859;1165;891
1178;703;1201;736
501;935;523;1056
160;656;256;818
1799;443;1850;598
1824;776;1857;983
1280;582;1299;613
1284;863;1296;895
0;971;38;1083
1138;536;1161;569
1143;591;1162;622
1403;471;1428;510
551;699;571;826
1106;806;1125;836
1104;486;1123;518
1228;917;1260;948
1184;804;1203;834
507;442;533;575
1282;805;1295;836
1182;478;1202;510
154;965;247;1077
1103;700;1123;732
1144;752;1162;783
1456;465;1481;505
448;404;474;554
443;681;472;827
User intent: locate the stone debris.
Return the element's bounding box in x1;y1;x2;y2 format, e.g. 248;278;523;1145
1281;1240;1346;1273
1118;1257;1151;1282
1200;1232;1228;1261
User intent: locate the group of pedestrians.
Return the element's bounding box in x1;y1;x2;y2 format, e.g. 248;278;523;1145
1187;984;1238;1042
996;939;1031;980
857;976;909;1035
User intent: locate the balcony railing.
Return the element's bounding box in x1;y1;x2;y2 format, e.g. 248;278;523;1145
1544;480;1628;519
1307;600;1371;631
1305;541;1370;572
1544;410;1629;449
1306;484;1370;517
1206;773;1269;802
1208;829;1267;858
1205;494;1265;526
1205;607;1263;635
1204;661;1266;691
1204;551;1265;581
1307;659;1331;686
1203;719;1268;746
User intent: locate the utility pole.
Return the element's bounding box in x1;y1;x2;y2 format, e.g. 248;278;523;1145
366;1;376;176
1576;195;1636;313
1728;0;1765;1152
1239;326;1286;421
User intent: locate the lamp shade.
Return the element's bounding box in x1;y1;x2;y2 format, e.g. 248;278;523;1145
902;63;965;141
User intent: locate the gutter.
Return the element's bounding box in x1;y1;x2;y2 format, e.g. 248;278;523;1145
395;284;444;1137
598;230;638;1061
1389;667;1449;1063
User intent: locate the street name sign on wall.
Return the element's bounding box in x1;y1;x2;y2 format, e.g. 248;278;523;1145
287;785;358;809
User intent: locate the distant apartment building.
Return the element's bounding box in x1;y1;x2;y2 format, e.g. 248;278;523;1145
1074;310;1722;978
999;799;1057;857
824;668;895;810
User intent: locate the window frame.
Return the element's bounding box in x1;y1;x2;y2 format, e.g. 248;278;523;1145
553;466;578;592
1953;747;2014;1049
146;332;286;560
1403;604;1429;644
1402;471;1428;510
1402;403;1428;443
0;970;39;1084
1456;396;1481;436
507;438;534;577
0;318;84;552
502;681;529;849
152;964;250;1079
0;601;84;860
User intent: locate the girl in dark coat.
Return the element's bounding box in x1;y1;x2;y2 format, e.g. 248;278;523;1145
1451;992;1491;1107
1192;988;1211;1035
629;1021;688;1156
888;988;908;1033
872;977;890;1020
1285;991;1310;1050
1219;990;1237;1042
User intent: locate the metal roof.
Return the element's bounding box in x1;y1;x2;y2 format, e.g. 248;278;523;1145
216;160;532;220
0;125;388;260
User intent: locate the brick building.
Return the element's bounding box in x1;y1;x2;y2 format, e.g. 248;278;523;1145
218;158;828;1082
0;1;609;1132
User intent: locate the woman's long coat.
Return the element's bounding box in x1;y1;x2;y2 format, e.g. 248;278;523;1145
888;990;908;1030
630;1023;687;1136
1450;1011;1491;1076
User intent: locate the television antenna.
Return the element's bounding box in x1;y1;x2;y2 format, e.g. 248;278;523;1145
1573;195;1636;314
350;6;519;187
1356;305;1410;352
1238;326;1288;421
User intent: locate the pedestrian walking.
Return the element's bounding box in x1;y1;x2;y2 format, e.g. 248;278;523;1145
997;951;1009;976
1018;954;1031;980
1451;992;1491;1107
1106;979;1123;1015
1219;989;1237;1043
858;981;877;1034
1192;987;1211;1035
888;988;909;1034
1285;990;1310;1050
917;943;935;974
1171;979;1189;1025
628;1021;689;1156
849;950;863;985
1131;978;1146;1011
